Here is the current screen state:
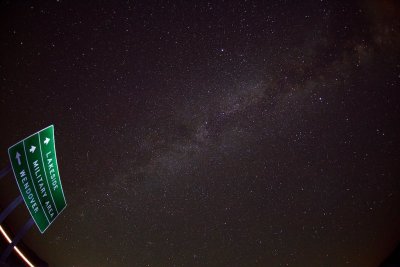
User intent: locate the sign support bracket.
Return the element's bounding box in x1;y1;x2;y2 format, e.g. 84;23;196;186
0;195;23;225
0;163;11;181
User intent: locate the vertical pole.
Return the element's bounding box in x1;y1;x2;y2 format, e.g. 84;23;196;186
0;163;11;181
0;195;23;225
0;217;34;262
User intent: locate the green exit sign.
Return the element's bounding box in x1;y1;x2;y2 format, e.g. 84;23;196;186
8;125;67;233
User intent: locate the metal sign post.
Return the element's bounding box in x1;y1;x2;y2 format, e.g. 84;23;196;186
0;195;23;225
0;164;11;181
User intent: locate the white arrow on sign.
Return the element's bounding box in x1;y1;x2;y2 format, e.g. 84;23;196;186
44;137;50;145
15;152;21;165
29;146;36;153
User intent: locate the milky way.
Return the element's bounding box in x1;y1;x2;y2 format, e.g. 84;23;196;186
0;1;399;266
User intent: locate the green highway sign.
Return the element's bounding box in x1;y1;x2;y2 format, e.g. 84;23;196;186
8;125;67;233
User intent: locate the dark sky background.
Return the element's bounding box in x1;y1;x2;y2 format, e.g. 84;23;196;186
0;0;400;266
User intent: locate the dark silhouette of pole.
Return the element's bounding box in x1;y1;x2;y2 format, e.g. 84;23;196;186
0;163;11;181
0;195;23;225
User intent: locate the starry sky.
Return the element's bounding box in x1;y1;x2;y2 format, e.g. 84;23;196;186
0;0;400;266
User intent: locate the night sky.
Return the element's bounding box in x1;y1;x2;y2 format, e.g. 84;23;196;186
0;1;400;266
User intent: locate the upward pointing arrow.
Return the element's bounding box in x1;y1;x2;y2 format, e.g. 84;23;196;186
44;137;50;145
15;152;21;165
29;146;36;153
